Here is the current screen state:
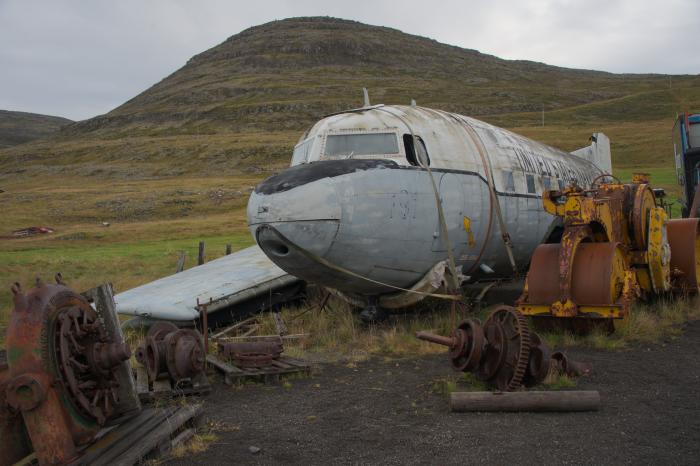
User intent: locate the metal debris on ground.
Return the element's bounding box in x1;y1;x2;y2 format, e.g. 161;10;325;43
11;226;54;237
416;305;591;392
134;322;210;400
218;335;284;368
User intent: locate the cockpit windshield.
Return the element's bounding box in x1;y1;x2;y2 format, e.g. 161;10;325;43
324;133;399;158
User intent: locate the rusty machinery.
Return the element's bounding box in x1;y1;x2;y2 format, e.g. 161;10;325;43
516;173;700;326
134;322;207;385
217;336;284;368
0;280;132;466
416;305;585;391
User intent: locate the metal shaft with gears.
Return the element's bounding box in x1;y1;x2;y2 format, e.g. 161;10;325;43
416;305;553;391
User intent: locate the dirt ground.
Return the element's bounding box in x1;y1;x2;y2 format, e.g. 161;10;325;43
169;321;700;465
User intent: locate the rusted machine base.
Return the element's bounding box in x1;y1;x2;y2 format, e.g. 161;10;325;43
134;366;211;403
206;354;311;385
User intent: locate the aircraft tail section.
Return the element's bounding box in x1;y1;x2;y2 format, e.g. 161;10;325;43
571;132;612;174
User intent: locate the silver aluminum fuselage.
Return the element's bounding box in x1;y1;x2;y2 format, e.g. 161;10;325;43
247;105;603;301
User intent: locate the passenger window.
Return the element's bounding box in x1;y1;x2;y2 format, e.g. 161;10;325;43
558;179;566;190
543;176;552;191
502;171;515;192
526;174;536;194
403;134;430;166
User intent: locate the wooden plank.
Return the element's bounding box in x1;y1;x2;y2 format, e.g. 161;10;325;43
450;390;601;412
270;359;294;370
80;406;177;465
198;241;205;265
206;354;244;373
170;427;195;450
240;324;259;337
175;252;186;273
86;283;141;417
135;367;149;395
210;316;259;339
280;356;311;368
109;404;201;466
152;379;172;394
216;333;309;343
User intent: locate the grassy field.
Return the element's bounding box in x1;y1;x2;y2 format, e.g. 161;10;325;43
0;113;693;340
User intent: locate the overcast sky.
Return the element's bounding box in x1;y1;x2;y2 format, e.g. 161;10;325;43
1;0;698;121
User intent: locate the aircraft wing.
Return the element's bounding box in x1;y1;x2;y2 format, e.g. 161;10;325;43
114;245;300;321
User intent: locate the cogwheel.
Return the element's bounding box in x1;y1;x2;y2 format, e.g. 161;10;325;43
484;305;531;391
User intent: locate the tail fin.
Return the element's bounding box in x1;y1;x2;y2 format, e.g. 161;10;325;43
571;133;612;174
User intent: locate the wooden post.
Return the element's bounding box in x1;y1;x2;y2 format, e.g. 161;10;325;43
198;241;205;265
86;283;142;417
225;244;232;255
175;251;186;273
450;390;600;412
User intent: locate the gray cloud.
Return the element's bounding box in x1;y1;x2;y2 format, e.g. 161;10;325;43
1;0;697;120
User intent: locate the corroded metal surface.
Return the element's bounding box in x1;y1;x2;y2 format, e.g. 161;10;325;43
518;175;685;325
2;280;131;465
417;306;590;391
139;324;206;384
218;336;284;368
667;218;700;292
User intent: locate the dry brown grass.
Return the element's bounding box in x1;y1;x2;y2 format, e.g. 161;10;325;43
255;294;463;363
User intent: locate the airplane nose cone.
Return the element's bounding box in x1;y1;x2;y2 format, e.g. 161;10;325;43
247;168;342;264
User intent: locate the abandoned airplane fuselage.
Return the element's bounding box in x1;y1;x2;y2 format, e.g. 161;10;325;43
247;105;609;308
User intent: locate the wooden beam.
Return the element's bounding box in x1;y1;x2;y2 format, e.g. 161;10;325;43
450;390;600;412
198;241;205;265
175;252;186;273
85;283;141;417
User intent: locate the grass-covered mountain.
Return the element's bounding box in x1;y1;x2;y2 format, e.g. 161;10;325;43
0;110;72;148
1;16;699;178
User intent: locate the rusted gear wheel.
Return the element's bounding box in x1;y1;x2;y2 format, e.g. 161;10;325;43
482;306;531;391
449;319;485;372
48;289;130;425
474;319;506;382
522;332;551;387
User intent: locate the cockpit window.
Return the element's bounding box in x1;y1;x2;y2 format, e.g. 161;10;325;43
403;134;430;166
324;133;399;157
291;138;313;165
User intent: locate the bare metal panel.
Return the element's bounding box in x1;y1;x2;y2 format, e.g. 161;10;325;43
114;245;297;321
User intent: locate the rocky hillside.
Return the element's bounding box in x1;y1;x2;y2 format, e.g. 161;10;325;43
0;110;72;148
1;17;698;178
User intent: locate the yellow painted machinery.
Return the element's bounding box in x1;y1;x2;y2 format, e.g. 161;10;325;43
517;173;700;325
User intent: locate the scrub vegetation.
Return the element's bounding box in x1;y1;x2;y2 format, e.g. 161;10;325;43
1;16;700;345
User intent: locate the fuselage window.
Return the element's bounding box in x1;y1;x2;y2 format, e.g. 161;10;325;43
526;174;537;194
324;133;399;157
502;171;515;192
291;138;314;166
403;134;430;166
543;176;552;191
